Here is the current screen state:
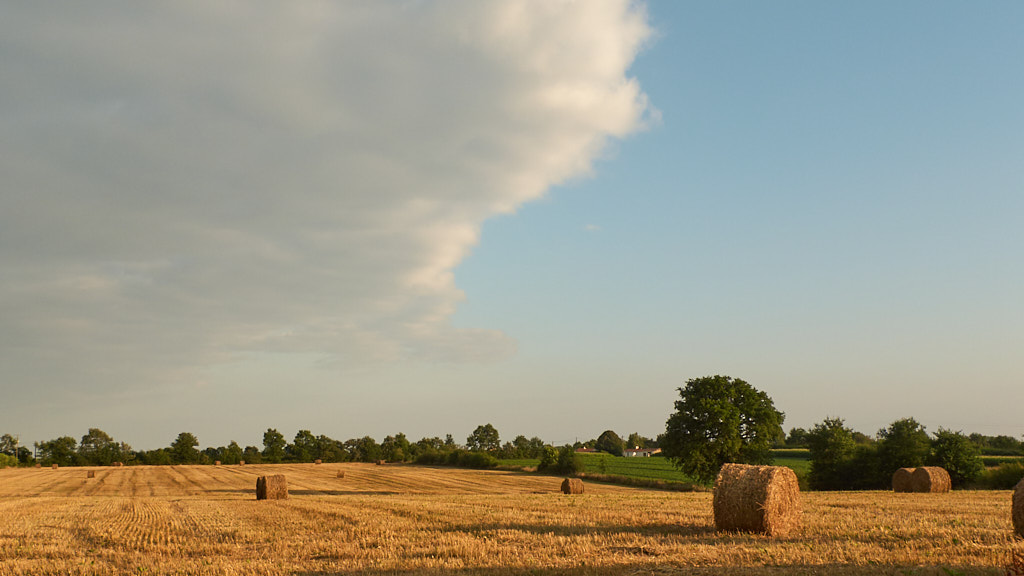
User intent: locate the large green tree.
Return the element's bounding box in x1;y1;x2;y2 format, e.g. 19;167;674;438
595;430;625;456
78;428;128;466
806;418;856;490
662;375;784;484
262;428;287;463
877;417;930;474
39;436;79;466
466;424;500;452
928;428;984;487
170;432;200;464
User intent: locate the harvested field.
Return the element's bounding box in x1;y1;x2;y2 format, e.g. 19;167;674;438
0;464;1019;575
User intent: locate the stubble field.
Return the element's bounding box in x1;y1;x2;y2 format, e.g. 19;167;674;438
0;464;1020;576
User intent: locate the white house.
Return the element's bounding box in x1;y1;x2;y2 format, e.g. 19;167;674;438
623;447;661;457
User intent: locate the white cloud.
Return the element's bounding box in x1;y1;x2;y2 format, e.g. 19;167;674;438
0;1;651;398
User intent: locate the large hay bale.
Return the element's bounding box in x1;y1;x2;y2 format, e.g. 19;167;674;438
713;463;802;537
86;470;96;479
561;478;584;495
336;470;346;478
911;467;951;493
892;468;915;492
256;475;288;500
1012;478;1024;538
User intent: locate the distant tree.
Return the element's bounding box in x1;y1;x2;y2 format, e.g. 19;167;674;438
466;424;500;452
0;433;18;456
381;433;411;462
170;432;200;464
877;418;931;474
222;441;243;465
79;428;125;466
662;375;784;484
242;445;263;464
537;445;582;475
595;430;625;456
38;436;79;466
262;428;287;463
806;418;856;490
417;437;445;452
289;430;317;462
928;428;984;487
786;427;809;448
347;436;381;462
626;432;649;450
315;435;346;462
444;434;457;448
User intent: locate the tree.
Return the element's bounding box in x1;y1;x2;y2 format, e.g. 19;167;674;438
626;432;651;450
79;428;123;466
928;428;984;487
786;427;810;448
289;430;317;462
806;418;856;490
0;433;18;456
262;428;287;463
222;441;244;465
170;432;200;464
242;446;263;464
662;375;784;484
466;424;500;452
595;430;625;456
38;436;79;466
877;418;930;474
381;433;411;462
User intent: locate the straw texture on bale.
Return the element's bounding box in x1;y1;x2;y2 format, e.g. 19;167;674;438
892;468;915;492
911;467;951;493
86;471;95;479
256;475;288;500
713;463;802;537
561;478;584;495
336;470;346;478
1012;478;1024;538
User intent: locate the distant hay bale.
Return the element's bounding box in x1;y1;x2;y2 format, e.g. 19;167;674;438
1012;478;1024;538
911;467;951;493
35;463;41;468
892;468;915;492
86;471;95;479
256;475;288;500
113;462;123;467
239;460;245;466
376;460;386;466
52;464;59;469
336;470;346;478
713;463;802;537
315;459;322;465
561;478;584;495
214;461;221;466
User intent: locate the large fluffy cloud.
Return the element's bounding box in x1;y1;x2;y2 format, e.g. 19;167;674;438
0;1;651;398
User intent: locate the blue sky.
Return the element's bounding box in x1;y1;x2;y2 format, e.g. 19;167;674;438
2;2;1022;450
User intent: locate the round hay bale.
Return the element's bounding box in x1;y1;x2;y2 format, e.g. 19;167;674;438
86;470;96;479
214;461;221;466
1012;478;1024;538
35;463;41;468
713;463;802;537
51;464;59;469
315;459;322;465
239;460;245;466
892;467;915;492
113;462;123;467
376;460;386;466
337;470;346;478
256;474;288;500
561;478;584;495
911;467;951;493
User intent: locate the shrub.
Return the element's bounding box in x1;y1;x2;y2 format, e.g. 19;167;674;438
0;453;17;468
981;462;1024;489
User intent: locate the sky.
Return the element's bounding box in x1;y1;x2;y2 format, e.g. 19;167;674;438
2;1;1022;451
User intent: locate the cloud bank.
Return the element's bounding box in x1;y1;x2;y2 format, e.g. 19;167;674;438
0;1;651;397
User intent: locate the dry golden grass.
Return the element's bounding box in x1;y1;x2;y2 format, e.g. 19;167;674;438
0;464;1020;575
